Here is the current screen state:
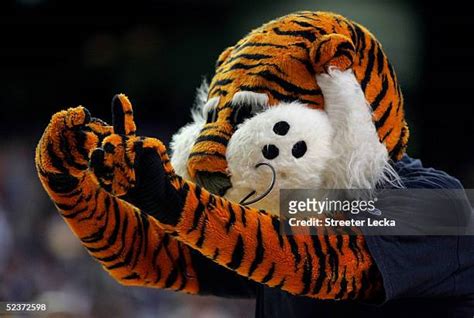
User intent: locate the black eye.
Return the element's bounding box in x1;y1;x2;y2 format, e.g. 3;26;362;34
231;103;253;126
273;121;290;136
206;108;218;123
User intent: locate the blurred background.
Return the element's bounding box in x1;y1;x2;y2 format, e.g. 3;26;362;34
0;0;473;317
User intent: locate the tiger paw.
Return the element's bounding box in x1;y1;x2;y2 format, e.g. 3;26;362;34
310;33;355;74
90;94;176;201
35;106;113;193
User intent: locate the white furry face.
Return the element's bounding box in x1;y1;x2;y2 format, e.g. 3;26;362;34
225;102;334;213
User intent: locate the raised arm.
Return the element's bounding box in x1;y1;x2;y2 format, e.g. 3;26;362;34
35;105;256;297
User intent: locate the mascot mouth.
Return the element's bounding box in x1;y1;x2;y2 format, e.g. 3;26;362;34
238;162;276;205
195;162;276;206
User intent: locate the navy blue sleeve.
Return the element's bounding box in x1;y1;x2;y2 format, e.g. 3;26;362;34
364;155;473;301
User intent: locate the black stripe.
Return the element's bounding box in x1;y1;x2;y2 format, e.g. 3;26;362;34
227;234;245;270
273;27;316;42
375;102;393;130
332;41;355;61
347;22;358;46
107;198;122;245
210;88;228;96
295;13;319;22
240;206;247;227
60;131;88;171
301;243;313;295
78;190;100;222
324;234;339;288
234;42;287;52
271;216;284;247
194;134;229;147
292;20;313;28
376;44;385;75
80;195;111;243
187;187;204;233
195;215;208;248
226;53;272;65
46;142;68;174
290;42;309;51
263;66;320;94
313;38;331;65
381;127;393;143
348;235;363;263
188;151;226;160
290;55;315;75
223;61;286;76
387;61;398;91
335;235;344;255
360;39;376;92
286;235;301;270
226;202;236;233
353;24;367;64
44;171;79;194
74;130;91;163
176;246;188;291
106;225;138;270
213;78;234;87
60;202;89;219
389;126;407;158
122;272;140;280
335;267;348;299
131;211;145;269
199;126;232;137
140;212;150;258
261;263;276;284
248;220;265;277
56;193;82;211
371;75;389;111
212;248;220;260
152;235;166;269
311;236;327;295
93;212;129;259
273;277;286;290
164;265;180;288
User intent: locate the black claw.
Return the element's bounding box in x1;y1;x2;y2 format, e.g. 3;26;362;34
90;148;105;172
103;143;115;154
112;94;126;135
83;107;92;124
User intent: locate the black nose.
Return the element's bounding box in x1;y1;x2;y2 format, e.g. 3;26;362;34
195;171;232;196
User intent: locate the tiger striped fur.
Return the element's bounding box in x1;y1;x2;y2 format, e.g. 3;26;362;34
34;11;401;301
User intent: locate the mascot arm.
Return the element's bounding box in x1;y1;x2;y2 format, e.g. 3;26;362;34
35;105;257;297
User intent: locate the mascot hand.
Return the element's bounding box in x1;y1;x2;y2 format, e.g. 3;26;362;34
35;106;113;194
90;94;182;219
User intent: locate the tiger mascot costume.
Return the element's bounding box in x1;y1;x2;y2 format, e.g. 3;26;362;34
36;12;408;304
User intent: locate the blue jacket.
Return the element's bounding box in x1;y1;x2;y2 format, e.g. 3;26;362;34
255;156;474;318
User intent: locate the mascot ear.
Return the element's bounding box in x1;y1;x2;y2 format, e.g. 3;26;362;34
310;34;355;74
215;46;234;68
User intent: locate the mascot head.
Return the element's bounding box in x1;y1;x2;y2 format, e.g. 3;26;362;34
170;11;408;212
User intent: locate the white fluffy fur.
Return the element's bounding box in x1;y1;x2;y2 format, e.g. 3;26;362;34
316;68;401;190
170;70;401;215
226;102;334;212
232;91;269;108
170;80;209;180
